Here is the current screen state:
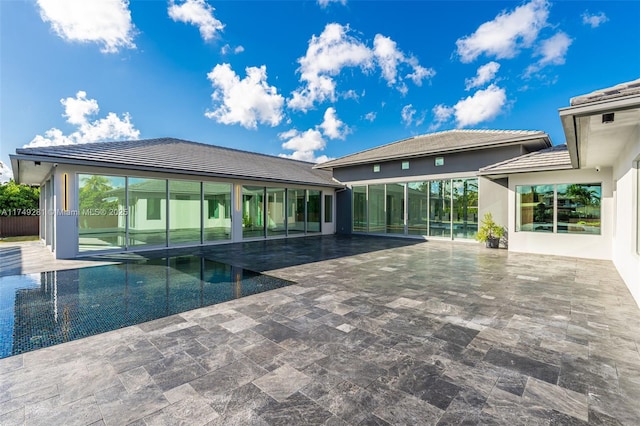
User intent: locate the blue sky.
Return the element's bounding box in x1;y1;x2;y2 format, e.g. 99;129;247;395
1;0;639;181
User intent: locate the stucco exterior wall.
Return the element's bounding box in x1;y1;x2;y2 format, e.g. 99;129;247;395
478;177;508;232
508;168;613;260
332;145;523;183
611;126;640;307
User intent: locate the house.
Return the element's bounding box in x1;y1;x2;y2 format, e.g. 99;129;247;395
10;78;640;306
10;138;342;258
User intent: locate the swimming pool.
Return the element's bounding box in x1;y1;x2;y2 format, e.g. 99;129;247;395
0;255;293;359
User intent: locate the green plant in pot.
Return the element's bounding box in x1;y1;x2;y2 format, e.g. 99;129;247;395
476;212;504;248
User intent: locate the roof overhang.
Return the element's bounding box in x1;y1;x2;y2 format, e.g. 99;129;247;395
478;163;573;179
314;132;551;170
10;154;344;188
559;94;640;169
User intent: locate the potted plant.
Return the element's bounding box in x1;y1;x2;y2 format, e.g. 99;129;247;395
476;212;504;248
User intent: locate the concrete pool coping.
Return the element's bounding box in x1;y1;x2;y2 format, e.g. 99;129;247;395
1;235;639;425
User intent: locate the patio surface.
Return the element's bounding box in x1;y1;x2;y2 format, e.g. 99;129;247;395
1;235;640;425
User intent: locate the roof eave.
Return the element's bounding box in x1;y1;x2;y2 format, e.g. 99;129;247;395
559;94;640;169
10;154;343;188
315;133;551;170
479;164;574;176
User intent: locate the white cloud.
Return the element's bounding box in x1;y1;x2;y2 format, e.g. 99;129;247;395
0;161;13;183
205;63;284;129
429;104;454;130
317;0;347;8
524;31;572;77
582;11;608;28
401;104;416;126
24;91;140;148
401;104;426;127
319;107;350;139
168;0;224;41
364;111;377;122
456;0;550;63
373;35;405;85
452;84;506;127
279;107;346;162
288;23;373;112
288;23;434;111
221;44;243;55
465;61;501;90
36;0;136;53
278;129;331;163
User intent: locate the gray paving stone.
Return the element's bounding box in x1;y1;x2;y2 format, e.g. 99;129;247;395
0;236;639;425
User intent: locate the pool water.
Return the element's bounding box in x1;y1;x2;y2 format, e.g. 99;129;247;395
0;256;293;359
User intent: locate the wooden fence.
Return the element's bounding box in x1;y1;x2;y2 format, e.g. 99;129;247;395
0;216;39;238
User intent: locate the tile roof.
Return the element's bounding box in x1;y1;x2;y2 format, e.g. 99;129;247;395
479;144;572;175
15;138;340;187
315;129;550;169
571;78;640;106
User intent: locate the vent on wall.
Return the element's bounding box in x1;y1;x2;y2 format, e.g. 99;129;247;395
602;113;615;123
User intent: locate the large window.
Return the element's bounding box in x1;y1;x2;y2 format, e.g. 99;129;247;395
307;190;321;233
452;179;478;239
557;184;601;234
386;183;405;234
78;174;126;252
128;178;167;247
324;194;333;223
204;182;231;241
516;185;554;232
267;187;286;236
242;186;265;238
169;180;201;245
351;178;478;239
288;189;306;234
368;184;385;233
353;186;367;232
516;183;601;234
429;180;451;238
407;182;427;235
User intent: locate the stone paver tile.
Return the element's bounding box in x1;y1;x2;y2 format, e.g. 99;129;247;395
522;376;588;422
0;384;58;416
483;388;549;425
0;355;23;377
256;392;333;425
0;407;24;426
484;348;560;384
95;376;168;426
194;344;243;372
336;323;356;333
475;327;520;346
163;383;201;404
143;395;219;426
385;297;422;309
25;395;102;426
252;364;312;402
372;391;443;426
189;358;268;400
220;316;261;334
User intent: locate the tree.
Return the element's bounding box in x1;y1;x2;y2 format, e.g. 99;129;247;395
0;180;40;211
78;175;118;212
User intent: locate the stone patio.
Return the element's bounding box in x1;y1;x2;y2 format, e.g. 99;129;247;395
1;235;639;425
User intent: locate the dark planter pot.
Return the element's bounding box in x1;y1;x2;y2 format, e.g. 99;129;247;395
486;237;500;249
